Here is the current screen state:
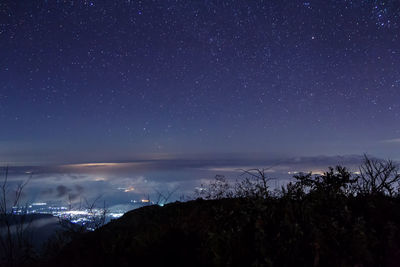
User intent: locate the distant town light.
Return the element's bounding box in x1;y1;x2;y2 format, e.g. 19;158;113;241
124;186;135;192
32;202;47;206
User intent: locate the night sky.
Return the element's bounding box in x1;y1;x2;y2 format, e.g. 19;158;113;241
1;1;400;205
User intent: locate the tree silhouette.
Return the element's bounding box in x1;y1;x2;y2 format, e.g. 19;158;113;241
0;166;34;267
356;155;400;196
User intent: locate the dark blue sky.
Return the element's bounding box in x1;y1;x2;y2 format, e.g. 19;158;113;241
1;0;400;165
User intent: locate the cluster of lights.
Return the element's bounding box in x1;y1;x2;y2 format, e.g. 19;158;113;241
13;200;156;228
13;203;125;227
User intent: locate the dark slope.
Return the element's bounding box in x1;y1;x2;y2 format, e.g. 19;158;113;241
45;199;261;267
43;197;400;267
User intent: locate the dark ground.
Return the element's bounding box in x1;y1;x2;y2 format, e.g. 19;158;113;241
39;196;400;267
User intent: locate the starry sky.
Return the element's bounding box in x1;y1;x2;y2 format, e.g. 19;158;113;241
1;0;400;164
1;1;400;204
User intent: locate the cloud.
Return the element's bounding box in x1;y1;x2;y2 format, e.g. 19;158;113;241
40;188;54;196
56;185;71;198
2;154;370;183
54;185;85;201
381;138;400;144
75;185;85;194
0;154;381;206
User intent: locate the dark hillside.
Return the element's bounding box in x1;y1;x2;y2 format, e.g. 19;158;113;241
44;196;400;267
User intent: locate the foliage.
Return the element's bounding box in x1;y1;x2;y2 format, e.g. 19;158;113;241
234;168;273;199
283;166;358;200
355;155;400;196
0;166;35;267
195;175;233;200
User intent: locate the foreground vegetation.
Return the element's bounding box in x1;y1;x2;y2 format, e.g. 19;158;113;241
35;156;400;267
3;156;400;266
